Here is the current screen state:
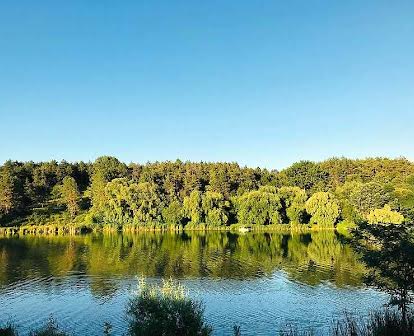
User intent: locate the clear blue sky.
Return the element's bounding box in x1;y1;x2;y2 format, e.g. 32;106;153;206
1;1;413;169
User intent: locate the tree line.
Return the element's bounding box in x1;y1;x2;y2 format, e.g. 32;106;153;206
0;156;413;229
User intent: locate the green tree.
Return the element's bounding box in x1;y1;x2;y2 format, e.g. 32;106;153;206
183;190;203;225
0;168;20;216
367;205;404;225
182;190;229;227
280;161;328;192
353;223;414;320
237;188;283;225
162;200;184;226
278;186;308;224
88;156;127;212
202;191;229;227
350;182;390;217
334;180;363;224
55;176;80;218
305;192;340;227
208;165;231;197
101;179;164;226
103;178;132;224
127;182;164;224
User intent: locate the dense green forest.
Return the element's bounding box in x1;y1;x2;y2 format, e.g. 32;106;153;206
0;156;413;230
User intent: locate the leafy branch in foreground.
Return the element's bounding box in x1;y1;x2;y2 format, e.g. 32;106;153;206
352;222;414;320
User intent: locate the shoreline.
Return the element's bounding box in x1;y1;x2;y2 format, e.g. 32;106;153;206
0;223;337;236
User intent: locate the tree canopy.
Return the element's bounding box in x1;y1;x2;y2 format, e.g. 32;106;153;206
0;156;412;229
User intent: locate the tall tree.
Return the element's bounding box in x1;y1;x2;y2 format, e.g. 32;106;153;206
56;176;80;218
201;191;229;227
280;161;328;192
278;186;308;224
236;187;283;225
183;190;203;225
305;192;340;227
0;167;20;216
88;156;127;211
350;182;391;218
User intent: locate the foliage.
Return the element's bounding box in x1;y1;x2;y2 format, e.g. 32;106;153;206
88;156;127;212
183;191;203;225
182;190;229;227
331;310;414;336
366;205;404;225
29;317;68;336
278;187;308;224
52;177;80;218
350;182;391;217
162;200;184;226
0;317;68;336
280;160;328;192
334;181;364;224
127;182;164;224
101;179;164;226
236;187;283;225
126;279;212;336
352;222;414;319
202;191;229;227
305;192;340;227
1;157;414;229
0;167;21;217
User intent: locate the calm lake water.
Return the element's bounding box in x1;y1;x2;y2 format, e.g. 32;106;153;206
0;231;387;335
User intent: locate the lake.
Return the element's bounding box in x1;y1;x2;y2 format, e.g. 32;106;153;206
0;231;387;335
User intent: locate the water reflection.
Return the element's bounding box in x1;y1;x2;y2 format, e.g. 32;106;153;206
0;231;365;298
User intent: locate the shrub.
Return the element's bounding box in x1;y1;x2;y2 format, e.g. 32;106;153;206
30;317;67;336
332;310;414;336
0;323;17;336
366;205;404;225
126;279;213;336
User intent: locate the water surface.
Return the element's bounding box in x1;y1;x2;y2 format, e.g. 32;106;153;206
0;231;387;335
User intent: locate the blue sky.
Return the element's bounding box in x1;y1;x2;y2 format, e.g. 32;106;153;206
1;1;413;169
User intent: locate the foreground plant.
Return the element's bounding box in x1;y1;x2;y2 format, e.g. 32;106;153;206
352;222;414;320
0;317;68;336
126;278;213;336
332;310;414;336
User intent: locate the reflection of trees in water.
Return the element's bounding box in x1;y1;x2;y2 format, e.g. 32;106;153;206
287;231;366;287
0;231;366;297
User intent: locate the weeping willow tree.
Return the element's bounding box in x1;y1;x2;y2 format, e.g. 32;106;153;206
236;187;283;225
305;192;341;227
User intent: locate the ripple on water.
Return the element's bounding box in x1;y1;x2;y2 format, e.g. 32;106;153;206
0;232;387;335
